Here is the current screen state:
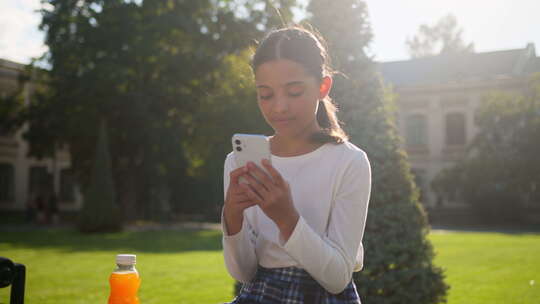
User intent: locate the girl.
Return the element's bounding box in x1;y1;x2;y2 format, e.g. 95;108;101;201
222;26;371;303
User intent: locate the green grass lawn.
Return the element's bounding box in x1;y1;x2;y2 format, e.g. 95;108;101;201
0;229;235;304
1;228;539;303
429;231;540;304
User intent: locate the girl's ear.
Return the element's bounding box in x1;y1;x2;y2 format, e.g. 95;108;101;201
319;76;332;99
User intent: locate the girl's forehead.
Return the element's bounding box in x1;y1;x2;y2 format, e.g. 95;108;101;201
255;59;315;86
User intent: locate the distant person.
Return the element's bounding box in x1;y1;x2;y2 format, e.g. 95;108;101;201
35;194;46;224
221;26;372;303
48;192;59;225
25;193;36;223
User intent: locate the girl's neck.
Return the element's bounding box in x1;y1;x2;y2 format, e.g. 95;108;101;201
270;126;324;157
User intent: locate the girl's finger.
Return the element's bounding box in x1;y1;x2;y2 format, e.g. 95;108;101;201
235;194;250;202
242;172;269;198
247;162;275;189
229;167;246;185
261;159;285;185
240;183;264;204
238;201;257;209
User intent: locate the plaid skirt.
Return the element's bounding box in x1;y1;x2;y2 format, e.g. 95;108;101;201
225;266;361;304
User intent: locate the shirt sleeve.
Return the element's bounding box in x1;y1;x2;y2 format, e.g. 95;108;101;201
281;151;371;294
221;154;258;283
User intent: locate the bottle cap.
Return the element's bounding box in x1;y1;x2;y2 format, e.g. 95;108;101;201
116;254;136;265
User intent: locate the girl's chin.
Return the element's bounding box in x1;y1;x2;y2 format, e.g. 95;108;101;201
272;124;296;133
272;119;295;127
269;121;293;132
273;127;312;139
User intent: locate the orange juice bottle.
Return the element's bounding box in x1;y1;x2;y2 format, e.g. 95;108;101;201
108;254;141;304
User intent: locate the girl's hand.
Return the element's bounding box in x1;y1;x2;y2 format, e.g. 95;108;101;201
240;159;299;241
224;167;257;235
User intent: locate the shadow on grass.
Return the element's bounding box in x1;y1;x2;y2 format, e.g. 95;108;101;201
0;228;223;253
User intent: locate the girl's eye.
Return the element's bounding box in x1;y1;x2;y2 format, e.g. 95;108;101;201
288;90;304;97
258;88;273;100
287;84;305;97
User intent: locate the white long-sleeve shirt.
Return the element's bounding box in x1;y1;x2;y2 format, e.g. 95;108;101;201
222;141;371;294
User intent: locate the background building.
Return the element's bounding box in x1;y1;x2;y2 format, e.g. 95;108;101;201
0;58;82;212
380;43;540;209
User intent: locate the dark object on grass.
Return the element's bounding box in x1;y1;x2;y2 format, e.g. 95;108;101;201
0;257;26;304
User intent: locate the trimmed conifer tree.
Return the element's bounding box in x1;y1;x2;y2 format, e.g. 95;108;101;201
79;120;122;233
307;1;448;303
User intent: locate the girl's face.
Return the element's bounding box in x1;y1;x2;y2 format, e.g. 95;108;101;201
254;59;330;139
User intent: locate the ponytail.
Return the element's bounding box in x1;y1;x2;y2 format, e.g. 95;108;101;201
311;97;348;144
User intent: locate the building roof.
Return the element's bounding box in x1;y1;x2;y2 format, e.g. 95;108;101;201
378;43;540;87
0;58;25;71
0;58;26;80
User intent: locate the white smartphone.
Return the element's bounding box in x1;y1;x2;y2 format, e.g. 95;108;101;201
232;133;272;184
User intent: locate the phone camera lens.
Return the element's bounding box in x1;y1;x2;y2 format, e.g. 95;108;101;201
235;139;241;145
236;146;242;152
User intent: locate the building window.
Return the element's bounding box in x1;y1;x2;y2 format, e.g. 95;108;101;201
445;112;466;145
60;168;75;202
405;114;428;147
29;166;49;195
0;163;15;202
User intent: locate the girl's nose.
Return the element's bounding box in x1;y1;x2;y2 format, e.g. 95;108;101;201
273;96;289;113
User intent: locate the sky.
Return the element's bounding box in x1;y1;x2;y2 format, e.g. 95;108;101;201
1;0;539;64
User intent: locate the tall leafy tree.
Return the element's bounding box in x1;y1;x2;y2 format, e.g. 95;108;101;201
308;1;448;303
406;14;474;58
0;68;30;136
0;88;24;136
28;0;298;220
182;49;273;219
79;120;121;232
